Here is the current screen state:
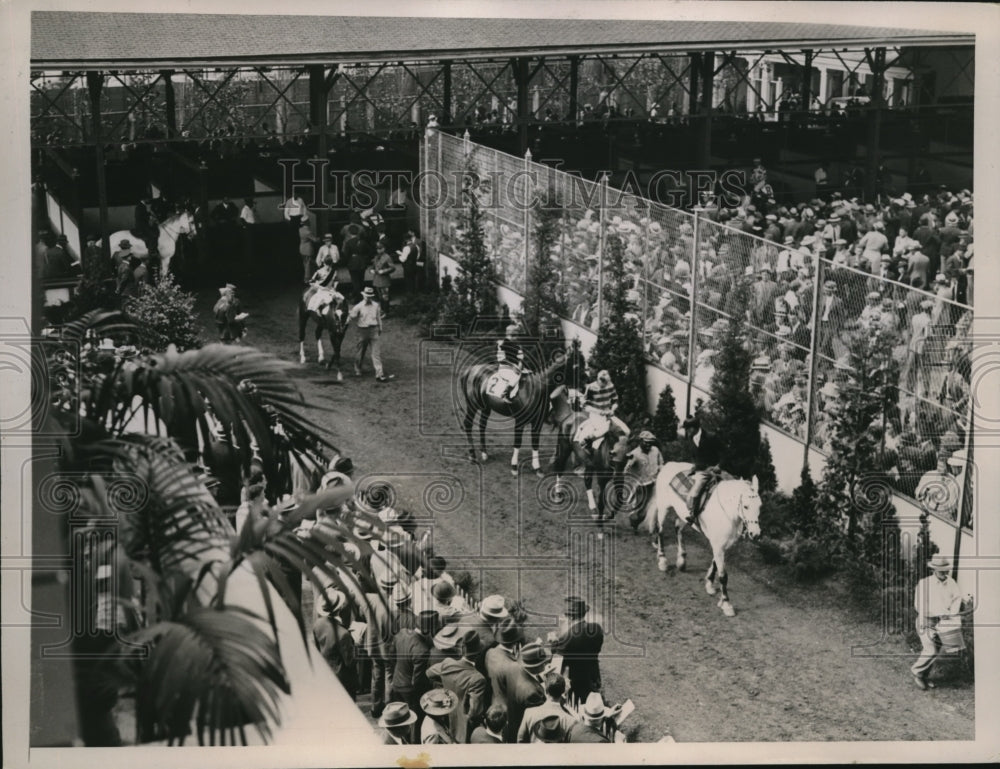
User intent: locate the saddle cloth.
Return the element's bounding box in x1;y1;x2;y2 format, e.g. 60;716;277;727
669;467;730;508
307;288;342;315
486;368;520;398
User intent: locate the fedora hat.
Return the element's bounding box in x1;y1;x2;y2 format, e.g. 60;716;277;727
532;715;566;743
927;554;951;572
479;594;509;621
433;622;463;651
420;688;458;717
432;580;456;604
520;642;552;672
496;616;523;646
118;239;132;249
638;430;656;442
378;702;417;729
417;609;440;636
582;692;611;720
458;628;483;656
564;595;588;618
361;287;376;297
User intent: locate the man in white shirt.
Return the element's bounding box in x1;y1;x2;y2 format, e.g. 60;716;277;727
316;233;340;269
911;555;966;690
624;431;663;532
239;197;257;226
347;287;394;382
283;194;307;227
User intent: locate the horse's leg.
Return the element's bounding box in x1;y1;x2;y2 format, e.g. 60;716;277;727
584;470;599;520
315;321;326;364
715;547;736;617
478;409;489;462
327;327;343;381
529;408;544;476
462;399;478;462
510;420;523;476
674;514;687;572
298;305;308;364
704;558;719;596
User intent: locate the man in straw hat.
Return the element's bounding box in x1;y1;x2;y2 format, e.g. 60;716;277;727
419;688;459;744
548;595;604;703
313;587;359;699
911;554;967;690
567;692;617;743
427;629;489;742
347;286;394;382
378;701;418;745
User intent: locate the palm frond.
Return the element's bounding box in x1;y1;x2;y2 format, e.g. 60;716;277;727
130;606;290;745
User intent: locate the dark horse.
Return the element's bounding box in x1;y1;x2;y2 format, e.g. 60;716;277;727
298;286;347;381
458;349;564;476
549;386;629;526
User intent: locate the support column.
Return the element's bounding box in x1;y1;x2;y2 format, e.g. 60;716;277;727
309;65;330;236
688;52;701;119
866;47;887;202
818;66;828;108
515;57;531;156
162;69;176;138
800;50;814;111
442;60;452;125
568;56;580;122
698;52;714;168
86;72;110;262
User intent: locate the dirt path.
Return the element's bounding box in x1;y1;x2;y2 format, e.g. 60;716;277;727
196;282;974;742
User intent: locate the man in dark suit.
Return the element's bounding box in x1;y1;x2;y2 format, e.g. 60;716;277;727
469;704;507;744
788;310;812;360
456;594;505;673
484;618;522;721
427;630;489;743
389;609;439;715
547;596;604;704
313;589;359;699
681;415;725;525
818;279;845;359
505;642;548;739
838;214;858;246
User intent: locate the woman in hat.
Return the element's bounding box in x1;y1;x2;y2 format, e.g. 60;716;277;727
911;555;966;690
419;688;459;744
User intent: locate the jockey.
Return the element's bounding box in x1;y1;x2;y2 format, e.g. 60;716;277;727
307;255;343;314
560;336;588;410
573;370;629;455
682;415;724;525
496;323;525;402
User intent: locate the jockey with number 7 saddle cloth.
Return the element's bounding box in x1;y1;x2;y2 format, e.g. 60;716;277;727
495;324;526;403
681;415;725;526
573;370;630;457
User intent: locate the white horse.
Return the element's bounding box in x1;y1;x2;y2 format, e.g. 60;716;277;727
643;462;762;617
104;210;197;277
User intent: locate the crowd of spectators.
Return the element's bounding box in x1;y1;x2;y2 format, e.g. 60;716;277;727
261;471;636;745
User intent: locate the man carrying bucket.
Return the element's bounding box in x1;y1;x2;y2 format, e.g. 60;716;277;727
911;554;966;690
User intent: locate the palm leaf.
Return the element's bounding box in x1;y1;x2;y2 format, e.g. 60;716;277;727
130;606;290;745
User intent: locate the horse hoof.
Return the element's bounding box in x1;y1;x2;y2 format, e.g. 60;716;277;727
480;452;489;463
721;601;736;617
705;582;717;596
510;466;518;477
336;371;344;382
299;356;306;365
657;557;669;572
677;560;686;572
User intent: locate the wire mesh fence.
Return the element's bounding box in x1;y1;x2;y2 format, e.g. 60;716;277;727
427;129;975;529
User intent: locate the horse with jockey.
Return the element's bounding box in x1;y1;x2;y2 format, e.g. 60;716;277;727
679;415;726;526
494;323;527;403
572;370;630;461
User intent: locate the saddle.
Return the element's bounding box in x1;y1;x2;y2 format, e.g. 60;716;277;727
307;287;342;315
670;466;729;515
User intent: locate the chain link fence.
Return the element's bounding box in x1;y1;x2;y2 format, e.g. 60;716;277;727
426;129;975;530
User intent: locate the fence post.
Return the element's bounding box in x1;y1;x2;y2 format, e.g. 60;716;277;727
421;127;431;270
685;211;701;414
597;172;609;329
802;255;826;468
436;130;444;265
641;204;652;353
951;396;975;578
523;148;533;294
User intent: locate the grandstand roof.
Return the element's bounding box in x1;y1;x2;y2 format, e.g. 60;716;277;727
31;12;973;69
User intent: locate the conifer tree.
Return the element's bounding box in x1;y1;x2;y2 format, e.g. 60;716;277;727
521;191;566;340
754;435;778;493
588;231;647;422
652;383;680;444
702;281;761;478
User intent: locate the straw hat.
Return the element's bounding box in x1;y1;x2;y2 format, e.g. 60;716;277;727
927;554;951;572
420;688;458;717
